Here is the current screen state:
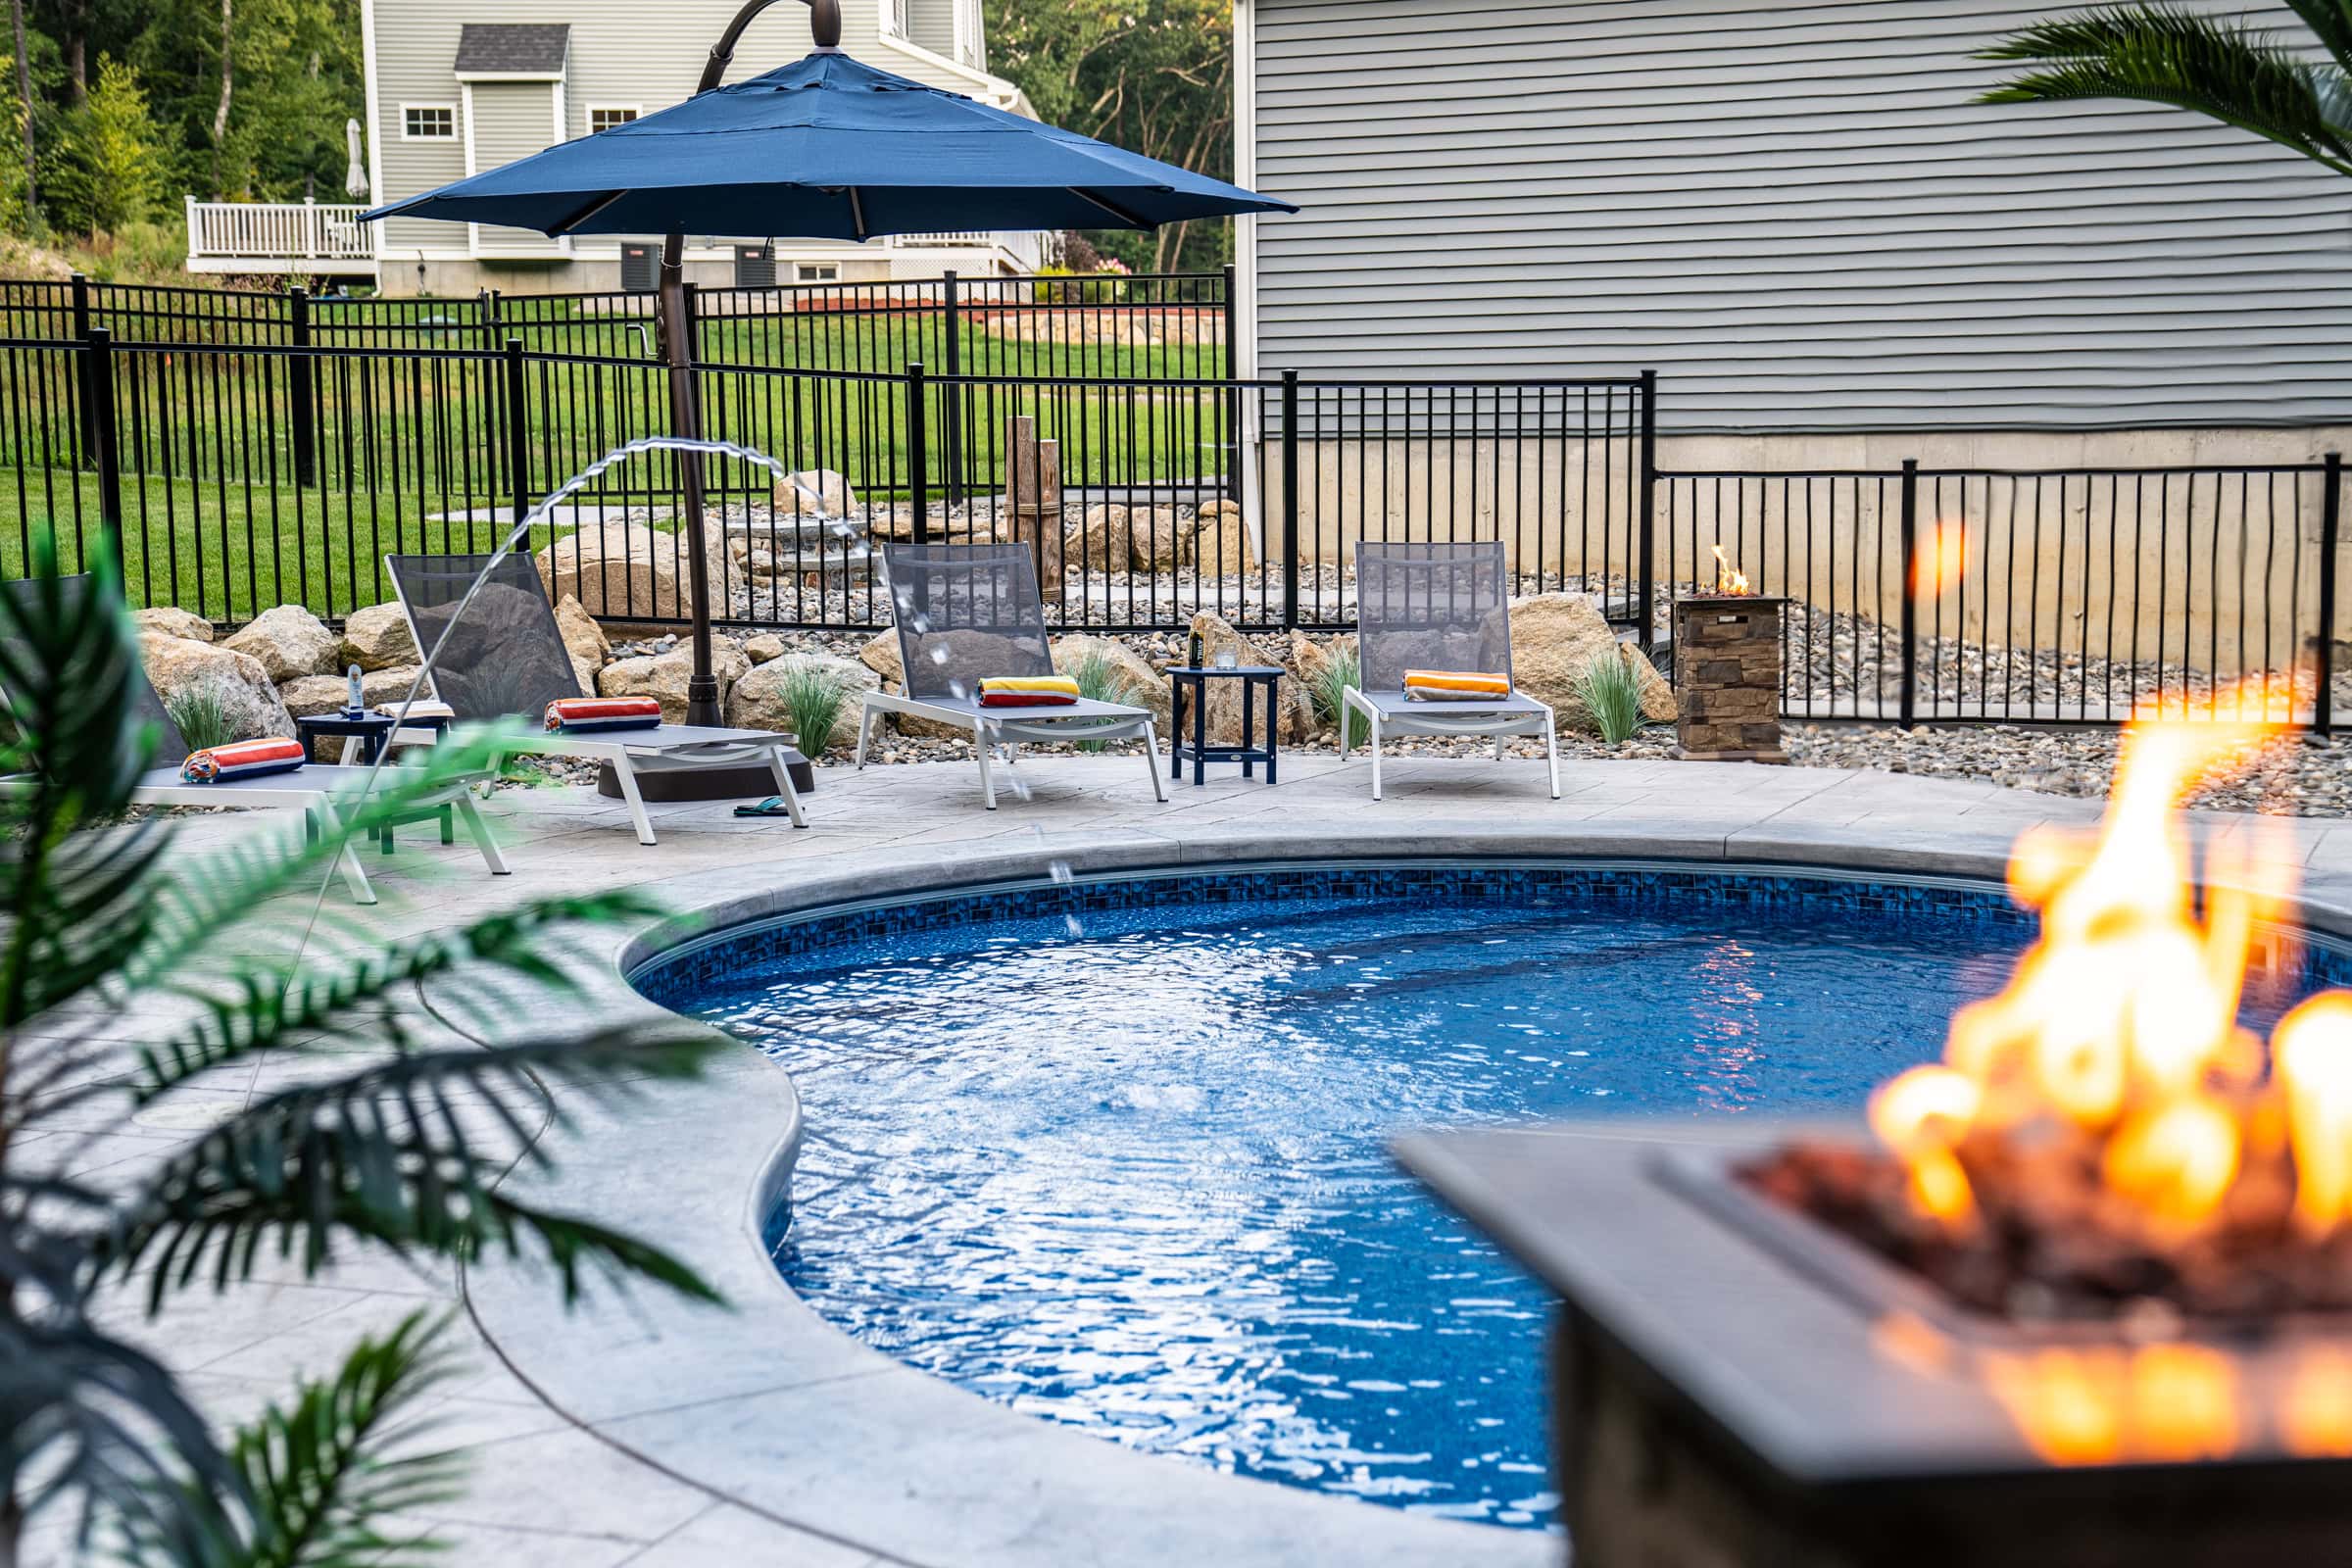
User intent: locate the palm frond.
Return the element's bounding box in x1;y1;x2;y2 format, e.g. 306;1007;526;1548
0;1312;236;1558
0;542;172;1030
112;729;531;1000
122;888;670;1106
93;1024;723;1309
105;1311;464;1568
1978;4;2352;176
2284;0;2352;74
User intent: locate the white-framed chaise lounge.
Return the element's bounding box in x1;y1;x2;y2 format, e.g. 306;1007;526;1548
1340;540;1560;802
383;553;807;845
0;574;508;905
856;542;1167;810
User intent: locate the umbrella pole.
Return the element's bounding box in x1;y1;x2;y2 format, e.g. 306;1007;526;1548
658;236;724;729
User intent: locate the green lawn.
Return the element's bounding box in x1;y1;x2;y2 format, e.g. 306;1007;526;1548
0;469;575;622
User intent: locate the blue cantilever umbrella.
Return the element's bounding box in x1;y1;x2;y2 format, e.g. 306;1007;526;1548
362;0;1294;728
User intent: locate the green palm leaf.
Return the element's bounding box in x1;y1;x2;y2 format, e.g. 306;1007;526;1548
94;1025;722;1309
1979;4;2352;177
108;1310;465;1568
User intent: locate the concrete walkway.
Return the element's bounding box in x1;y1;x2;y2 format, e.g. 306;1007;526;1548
26;751;2352;1568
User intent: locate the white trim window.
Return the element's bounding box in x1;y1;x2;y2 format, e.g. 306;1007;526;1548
402;103;457;140
878;0;906;39
795;262;841;283
588;105;641;134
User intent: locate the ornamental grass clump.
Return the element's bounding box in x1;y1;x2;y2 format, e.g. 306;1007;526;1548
0;542;722;1567
776;659;851;757
1575;648;1645;746
1310;647;1367;750
1064;650;1142;753
163;676;239;753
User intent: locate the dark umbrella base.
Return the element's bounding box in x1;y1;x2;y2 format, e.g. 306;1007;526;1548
597;753;813;802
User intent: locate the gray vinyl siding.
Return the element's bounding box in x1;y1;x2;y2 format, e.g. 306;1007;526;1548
469;83;559;255
1250;0;2352;433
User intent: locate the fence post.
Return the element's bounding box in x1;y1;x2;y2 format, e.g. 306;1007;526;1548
81;325;121;555
288;284;317;489
477;287;500;356
1221;263;1241;507
940;270;962;509
2320;451;2341;737
1281;368;1299;630
1637;368;1658;653
504;336;529;530
1898;458;1920;731
907;360;930;546
70;271;94;459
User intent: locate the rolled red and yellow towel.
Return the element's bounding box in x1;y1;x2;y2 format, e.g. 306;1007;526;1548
544;696;663;733
978;675;1081;709
1403;668;1511;702
179;736;307;784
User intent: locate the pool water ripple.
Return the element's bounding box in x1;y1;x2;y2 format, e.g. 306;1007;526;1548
650;870;2337;1531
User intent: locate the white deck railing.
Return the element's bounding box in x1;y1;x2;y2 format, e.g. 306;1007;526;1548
887;229;1048;271
185;197;376;269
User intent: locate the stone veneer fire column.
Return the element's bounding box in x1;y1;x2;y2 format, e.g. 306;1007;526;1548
1672;594;1788;763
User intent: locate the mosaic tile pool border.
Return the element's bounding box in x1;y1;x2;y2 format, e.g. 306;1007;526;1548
631;857;2352;1005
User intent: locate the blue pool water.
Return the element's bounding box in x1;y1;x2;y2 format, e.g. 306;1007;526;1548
634;863;2336;1532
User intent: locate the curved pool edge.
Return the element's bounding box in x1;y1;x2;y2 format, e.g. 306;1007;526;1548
458;814;2352;1568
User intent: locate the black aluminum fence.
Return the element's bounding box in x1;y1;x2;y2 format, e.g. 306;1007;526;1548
4;314;2340;732
0;270;1231;375
1659;461;2345;731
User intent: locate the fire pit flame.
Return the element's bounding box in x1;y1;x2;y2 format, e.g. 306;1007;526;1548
1708;544;1753;596
1749;688;2352;1324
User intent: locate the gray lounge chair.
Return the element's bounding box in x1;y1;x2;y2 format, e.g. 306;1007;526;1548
856;543;1167;809
1342;541;1559;800
384;553;806;844
0;574;508;905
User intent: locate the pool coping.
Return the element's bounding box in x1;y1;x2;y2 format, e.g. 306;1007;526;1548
452;814;2352;1568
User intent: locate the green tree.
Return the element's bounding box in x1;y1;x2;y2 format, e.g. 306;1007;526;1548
1980;2;2352;178
991;0;1236;271
50;54;168;237
0;543;723;1566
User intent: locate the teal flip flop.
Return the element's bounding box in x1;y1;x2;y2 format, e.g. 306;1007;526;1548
733;796;797;817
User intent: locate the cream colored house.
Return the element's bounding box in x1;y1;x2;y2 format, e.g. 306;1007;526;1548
185;0;1044;292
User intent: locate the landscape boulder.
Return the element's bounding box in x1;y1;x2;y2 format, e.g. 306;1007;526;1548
727;654;879;751
596;640;751;723
1063;504;1132;572
338;603;418;672
1052;634;1168;729
133;607;212;644
1129;507;1186;572
140;633;294;742
1507;592;1676;734
1186;499;1255;578
535;522;723;623
742;632;787;664
223;605;338;683
1185;612;1317;745
277;665;434;720
772;468;857;516
551;593;609;698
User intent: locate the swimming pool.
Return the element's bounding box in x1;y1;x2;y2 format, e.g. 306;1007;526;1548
631;860;2337;1532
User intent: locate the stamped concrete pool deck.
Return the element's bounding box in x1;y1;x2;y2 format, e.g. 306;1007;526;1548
36;750;2352;1568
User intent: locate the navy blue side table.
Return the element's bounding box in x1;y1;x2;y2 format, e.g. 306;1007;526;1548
295;710;456;854
1168;664;1282;787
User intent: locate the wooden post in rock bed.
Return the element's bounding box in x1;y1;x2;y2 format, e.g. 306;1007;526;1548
1672;595;1788;763
1004;415;1064;595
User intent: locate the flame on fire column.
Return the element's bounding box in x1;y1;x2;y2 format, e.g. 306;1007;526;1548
1866;692;2325;1243
1708;544;1753;596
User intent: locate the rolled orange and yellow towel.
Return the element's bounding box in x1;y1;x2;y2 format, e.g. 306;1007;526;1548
179;737;307;784
1403;668;1511;702
978;675;1081;709
544;696;663;732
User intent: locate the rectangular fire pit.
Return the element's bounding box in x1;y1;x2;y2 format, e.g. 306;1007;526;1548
1673;593;1788;763
1398;1121;2352;1568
